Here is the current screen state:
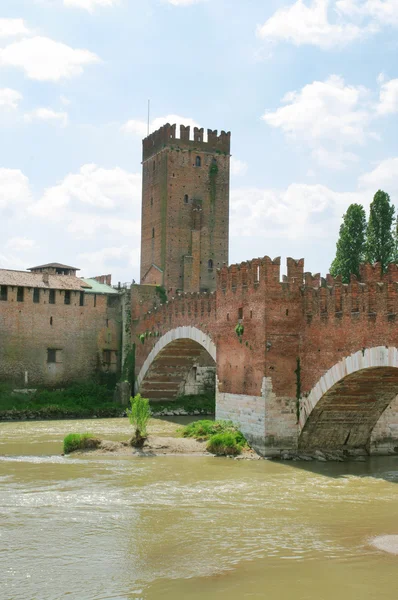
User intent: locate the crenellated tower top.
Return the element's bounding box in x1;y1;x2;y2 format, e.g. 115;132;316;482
142;123;231;161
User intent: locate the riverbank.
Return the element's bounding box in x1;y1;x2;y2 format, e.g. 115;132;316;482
64;435;261;459
0;383;215;421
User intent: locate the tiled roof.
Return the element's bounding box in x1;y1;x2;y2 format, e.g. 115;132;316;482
28;262;80;271
81;278;119;295
0;269;91;291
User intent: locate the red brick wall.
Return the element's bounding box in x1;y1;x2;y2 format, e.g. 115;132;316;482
0;286;122;386
133;257;398;403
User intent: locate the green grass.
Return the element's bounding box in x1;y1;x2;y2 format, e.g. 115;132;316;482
181;419;248;456
0;382;123;421
63;433;101;454
150;393;215;415
206;432;244;456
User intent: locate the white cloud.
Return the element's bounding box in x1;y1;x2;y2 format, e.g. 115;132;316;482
231;183;361;241
0;168;32;211
166;0;207;5
262;75;374;168
230;157;248;176
337;0;398;26
377;78;398;115
122;114;200;137
24;108;68;127
0;88;22;110
0;19;30;39
64;0;119;11
67;215;140;239
5;237;36;251
359;157;398;197
257;0;373;49
31;163;141;220
0;36;100;81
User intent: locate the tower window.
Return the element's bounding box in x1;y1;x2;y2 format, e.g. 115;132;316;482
0;285;7;301
153;161;155;171
152;227;155;238
80;292;85;307
33;288;40;303
64;290;71;305
49;289;56;304
150;197;153;206
17;287;24;302
208;259;213;269
184;194;189;204
195;156;201;167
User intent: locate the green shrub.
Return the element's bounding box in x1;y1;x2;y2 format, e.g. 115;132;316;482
127;393;151;446
63;433;101;454
182;419;247;446
206;432;244;456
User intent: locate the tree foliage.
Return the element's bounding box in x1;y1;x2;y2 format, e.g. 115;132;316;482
366;190;395;272
330;203;366;283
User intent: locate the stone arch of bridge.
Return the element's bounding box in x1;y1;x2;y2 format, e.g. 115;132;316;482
298;347;398;453
136;327;217;401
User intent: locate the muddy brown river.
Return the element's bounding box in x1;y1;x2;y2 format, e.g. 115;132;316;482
1;417;398;600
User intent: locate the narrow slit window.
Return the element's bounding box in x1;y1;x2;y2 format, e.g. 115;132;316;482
64;290;71;305
33;288;40;303
94;294;97;308
238;307;243;320
208;259;213;269
184;194;189;204
47;348;57;363
0;285;8;301
17;287;24;302
80;292;85;307
49;289;56;304
50;317;53;326
152;227;155;238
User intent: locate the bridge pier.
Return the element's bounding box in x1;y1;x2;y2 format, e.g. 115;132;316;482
216;377;298;457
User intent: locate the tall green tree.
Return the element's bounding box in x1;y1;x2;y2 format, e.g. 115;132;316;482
330;203;366;283
366;190;395;271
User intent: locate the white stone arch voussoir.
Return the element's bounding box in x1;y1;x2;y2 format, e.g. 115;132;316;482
299;346;398;433
135;326;217;393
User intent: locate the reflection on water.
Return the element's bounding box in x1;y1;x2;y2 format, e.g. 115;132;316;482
1;418;398;600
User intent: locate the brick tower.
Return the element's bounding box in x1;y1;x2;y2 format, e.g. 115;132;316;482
140;123;230;294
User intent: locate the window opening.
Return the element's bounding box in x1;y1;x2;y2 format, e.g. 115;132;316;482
208;259;213;269
0;285;8;301
184;194;189;204
152;227;155;238
49;289;56;305
47;349;57;363
238;307;243;320
64;290;71;305
195;156;201;167
33;288;40;303
103;350;112;365
80;292;84;307
150;196;153;206
50;317;53;326
17;287;24;302
94;294;97;308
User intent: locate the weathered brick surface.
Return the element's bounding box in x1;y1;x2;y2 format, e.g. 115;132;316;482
140;124;230;295
0;286;122;386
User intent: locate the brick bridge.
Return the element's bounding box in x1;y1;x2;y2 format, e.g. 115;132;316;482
131;257;398;457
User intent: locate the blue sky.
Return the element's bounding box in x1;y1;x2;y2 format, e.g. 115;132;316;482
1;0;398;283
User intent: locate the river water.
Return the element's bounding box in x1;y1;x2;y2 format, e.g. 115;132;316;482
1;417;397;600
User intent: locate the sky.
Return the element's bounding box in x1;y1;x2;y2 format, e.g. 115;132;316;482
1;0;398;284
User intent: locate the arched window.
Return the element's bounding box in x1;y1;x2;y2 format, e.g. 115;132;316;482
195;156;201;167
208;259;213;269
152;227;155;238
184;194;189;204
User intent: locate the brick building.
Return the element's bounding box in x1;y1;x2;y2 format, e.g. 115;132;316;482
140;124;230;294
0;263;123;387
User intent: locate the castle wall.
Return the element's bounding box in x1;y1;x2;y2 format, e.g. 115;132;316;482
0;286;122;386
